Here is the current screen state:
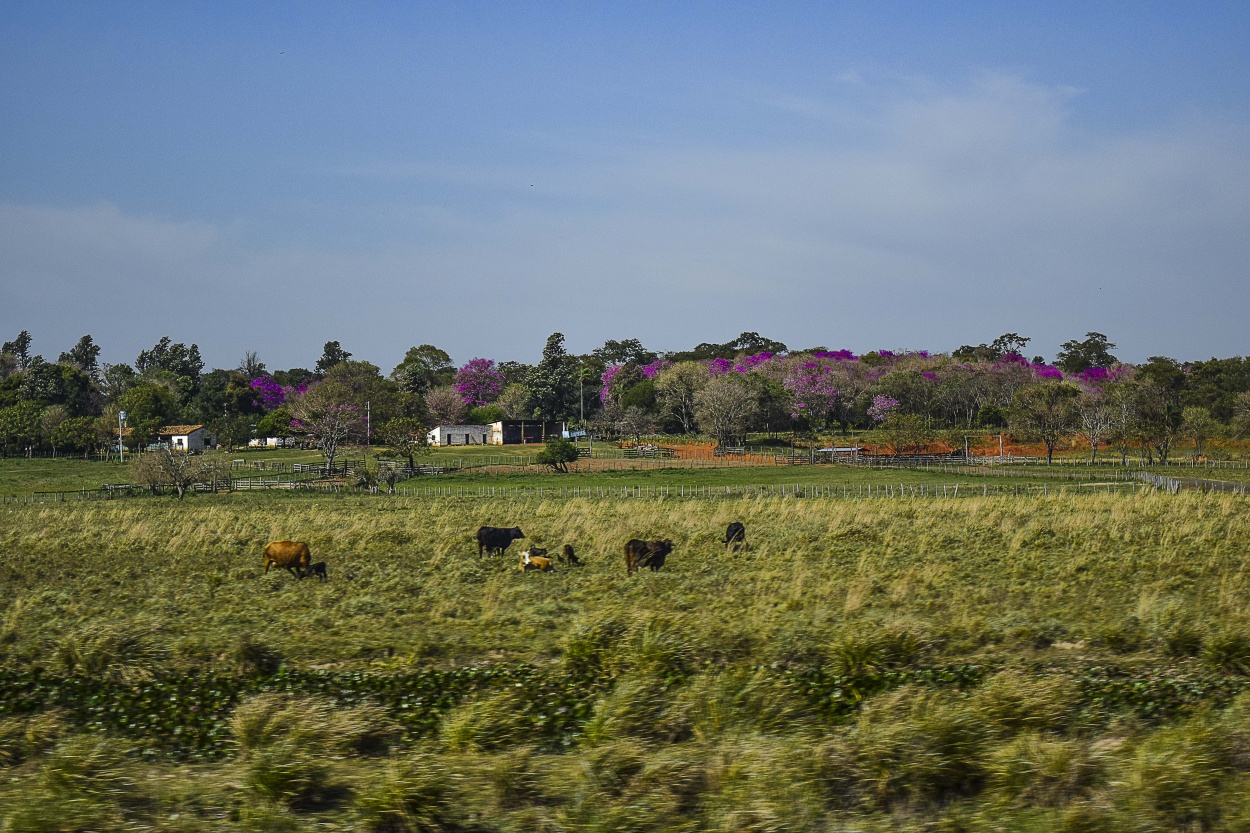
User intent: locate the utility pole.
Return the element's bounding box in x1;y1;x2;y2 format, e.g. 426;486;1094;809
118;410;127;464
365;401;371;461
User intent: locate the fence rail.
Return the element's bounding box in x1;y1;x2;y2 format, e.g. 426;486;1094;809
3;479;1153;505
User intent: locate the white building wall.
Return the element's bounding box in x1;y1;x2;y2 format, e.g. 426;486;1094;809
428;425;488;446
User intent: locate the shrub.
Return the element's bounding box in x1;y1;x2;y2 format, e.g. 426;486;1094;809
230;694;394;808
970;672;1080;737
535;437;578;473
1202;631;1250;674
1117;720;1233;829
835;687;989;809
350;752;455;833
439;690;533;752
985;733;1105;807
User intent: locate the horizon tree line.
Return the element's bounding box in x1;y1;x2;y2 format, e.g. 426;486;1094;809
1;329;1248;465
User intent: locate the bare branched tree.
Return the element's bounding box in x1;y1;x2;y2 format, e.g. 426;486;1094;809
130;448;229;499
426;385;468;425
693;375;758;448
1076;392;1114;463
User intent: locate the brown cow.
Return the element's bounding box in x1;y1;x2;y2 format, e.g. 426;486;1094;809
625;539;674;575
520;550;555;572
263;541;311;578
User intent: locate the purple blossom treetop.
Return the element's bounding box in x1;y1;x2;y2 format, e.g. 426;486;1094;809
640;359;670;380
921;371;938;380
783;361;839;421
876;350;897;359
996;352;1030;367
813;349;858;362
600;364;623;404
1077;366;1110;383
733;352;775;372
1031;363;1064;380
706;357;734;375
867;395;900;424
250;375;307;410
454;358;505;406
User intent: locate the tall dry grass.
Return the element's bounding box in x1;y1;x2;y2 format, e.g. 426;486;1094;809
0;491;1249;828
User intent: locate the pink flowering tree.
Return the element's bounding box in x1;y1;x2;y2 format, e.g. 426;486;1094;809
454;358;505;406
600;364;624;404
707;357;734;375
783;361;840;428
287;381;365;470
640;359;670;380
250;375;308;410
867;395;900;424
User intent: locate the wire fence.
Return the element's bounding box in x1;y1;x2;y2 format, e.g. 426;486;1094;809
3;479;1152;505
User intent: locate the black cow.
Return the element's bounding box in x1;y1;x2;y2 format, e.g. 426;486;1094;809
477;526;525;557
299;561;328;581
625;539;674;575
725;522;747;552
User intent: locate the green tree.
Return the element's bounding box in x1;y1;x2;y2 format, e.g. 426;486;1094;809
881;412;934;456
1182;406;1218;461
1135;357;1186;465
51;416;98;459
188;369;262;425
1010;382;1080;464
0;402;42;457
118;384;180;432
527;333;579;420
40;405;68;455
1;331;34;371
380;417;431;471
256;406;294;440
536;437;579;473
314;341;353;376
99;363;138;401
320;360;400;428
58;335;101;378
619;379;656;411
136;337;204;390
1055;332;1118;374
591;338;657;366
209;413;255;451
390;344;454;395
496;384;530;419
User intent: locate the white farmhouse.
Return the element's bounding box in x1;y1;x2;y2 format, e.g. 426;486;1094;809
428;424;488;446
158;424;216;452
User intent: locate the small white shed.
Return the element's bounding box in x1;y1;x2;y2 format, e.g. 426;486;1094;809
159;424;216;452
428;424;488;446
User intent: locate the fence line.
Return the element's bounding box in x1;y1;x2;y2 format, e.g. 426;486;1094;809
1;479;1153;505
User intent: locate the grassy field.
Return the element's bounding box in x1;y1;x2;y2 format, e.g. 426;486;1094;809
0;448;1134;500
3;491;1250;829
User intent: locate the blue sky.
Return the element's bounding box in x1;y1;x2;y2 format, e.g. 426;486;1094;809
2;1;1248;371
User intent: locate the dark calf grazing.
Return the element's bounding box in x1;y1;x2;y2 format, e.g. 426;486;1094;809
725;522;747;551
625;539;674;575
299;561;328;581
559;544;581;567
263;541;311;578
477;526;525;557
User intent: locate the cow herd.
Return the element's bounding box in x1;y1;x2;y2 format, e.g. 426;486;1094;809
262;522;748;581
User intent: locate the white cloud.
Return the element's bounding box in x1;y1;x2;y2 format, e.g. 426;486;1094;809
2;74;1248;367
